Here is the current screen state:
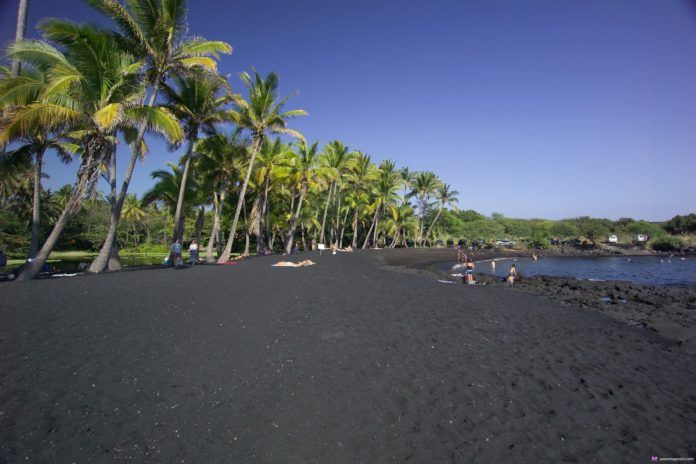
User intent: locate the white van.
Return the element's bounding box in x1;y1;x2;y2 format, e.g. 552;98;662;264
636;234;648;242
607;235;618;243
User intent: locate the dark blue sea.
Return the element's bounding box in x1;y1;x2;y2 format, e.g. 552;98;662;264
441;256;696;287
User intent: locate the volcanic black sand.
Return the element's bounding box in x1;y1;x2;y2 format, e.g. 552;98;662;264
1;250;695;462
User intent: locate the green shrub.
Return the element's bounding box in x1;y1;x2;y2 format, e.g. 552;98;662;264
528;236;550;249
650;236;682;252
121;243;170;254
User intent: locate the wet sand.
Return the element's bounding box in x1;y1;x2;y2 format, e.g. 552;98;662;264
1;250;695;462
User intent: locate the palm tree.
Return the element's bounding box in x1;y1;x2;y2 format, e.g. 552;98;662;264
4;28;182;280
386;203;417;248
217;70;306;262
363;159;400;248
142;163;191;230
318;140;351;244
160;70;230;242
0;65;77;259
122;193;145;246
344;152;379;248
411;171;442;246
249;138;292;252
85;0;231;273
284;140;320;254
194;133;246;261
424;183;459;245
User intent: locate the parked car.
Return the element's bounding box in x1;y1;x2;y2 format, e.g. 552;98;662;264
607;235;618;243
495;239;515;248
636;234;648;242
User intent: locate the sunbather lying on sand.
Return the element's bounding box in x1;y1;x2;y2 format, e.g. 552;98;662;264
334;245;353;252
272;259;316;267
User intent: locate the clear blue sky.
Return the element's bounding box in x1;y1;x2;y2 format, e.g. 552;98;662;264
2;0;695;220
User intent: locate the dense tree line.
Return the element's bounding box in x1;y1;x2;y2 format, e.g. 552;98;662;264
1;1;692;280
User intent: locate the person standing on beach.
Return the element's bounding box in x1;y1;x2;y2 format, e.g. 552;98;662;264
507;264;517;285
465;259;475;285
189;239;199;265
171;239;183;268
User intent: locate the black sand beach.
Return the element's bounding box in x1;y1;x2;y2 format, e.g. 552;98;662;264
1;250;695;462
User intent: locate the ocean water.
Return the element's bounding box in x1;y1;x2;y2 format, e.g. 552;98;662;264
443;256;696;287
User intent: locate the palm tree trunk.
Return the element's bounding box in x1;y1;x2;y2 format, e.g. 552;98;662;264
256;179;270;253
363;206;379;249
17;203;72;281
11;0;29;75
333;185;342;246
424;206;443;247
338;207;350;248
389;228;400;248
216;191;225;256
351;208;359;248
107;147;121;271
372;203;381;247
319;182;334;245
88;80;160;273
243;231;250;257
284;188;305;254
265;186;272;244
241;202;250;257
218;135;262;262
206;191;221;262
329;183;340;244
301;223;307;251
194;206;204;243
17;147;101;281
418;214;425;247
27;146;44;259
172;136;195;242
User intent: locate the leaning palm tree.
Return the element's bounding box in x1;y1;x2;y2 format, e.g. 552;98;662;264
424;183;459;245
85;0;231;273
217;70;306;262
160;70;230;242
284;140;320;254
4;29;182;280
0;65;76;259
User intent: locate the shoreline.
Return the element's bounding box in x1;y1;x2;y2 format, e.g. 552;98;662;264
374;248;696;355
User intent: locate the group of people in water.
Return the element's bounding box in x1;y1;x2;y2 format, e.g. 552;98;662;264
455;245;520;285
